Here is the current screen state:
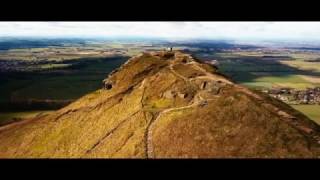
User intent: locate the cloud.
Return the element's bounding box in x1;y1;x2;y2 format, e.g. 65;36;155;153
0;22;320;41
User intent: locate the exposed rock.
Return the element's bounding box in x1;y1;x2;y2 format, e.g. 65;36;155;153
104;83;112;90
200;81;207;90
103;80;113;90
177;92;188;99
162;90;175;99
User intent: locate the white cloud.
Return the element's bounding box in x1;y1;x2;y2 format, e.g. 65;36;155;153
0;22;320;41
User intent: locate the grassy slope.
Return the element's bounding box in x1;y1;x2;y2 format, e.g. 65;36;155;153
0;52;319;158
153;92;317;158
198;51;320;123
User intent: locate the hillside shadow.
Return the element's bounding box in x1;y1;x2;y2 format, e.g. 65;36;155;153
0;57;129;112
189;50;320;89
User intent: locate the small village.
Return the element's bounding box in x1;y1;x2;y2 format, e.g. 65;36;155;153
264;87;320;105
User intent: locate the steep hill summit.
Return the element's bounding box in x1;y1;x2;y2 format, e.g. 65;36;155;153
1;51;320;158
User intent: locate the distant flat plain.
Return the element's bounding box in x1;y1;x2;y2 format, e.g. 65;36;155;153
0;40;319;125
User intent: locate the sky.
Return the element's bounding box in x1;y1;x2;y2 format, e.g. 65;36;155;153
0;22;320;41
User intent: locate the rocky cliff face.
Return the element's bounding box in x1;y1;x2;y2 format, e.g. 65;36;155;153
0;51;320;158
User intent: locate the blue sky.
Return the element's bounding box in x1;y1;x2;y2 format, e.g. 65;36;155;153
0;22;320;41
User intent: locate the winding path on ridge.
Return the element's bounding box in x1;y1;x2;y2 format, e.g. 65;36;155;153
146;60;220;158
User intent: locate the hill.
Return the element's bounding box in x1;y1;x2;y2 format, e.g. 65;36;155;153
0;51;320;158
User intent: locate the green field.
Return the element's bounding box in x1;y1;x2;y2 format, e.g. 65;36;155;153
198;50;320;90
238;73;320;89
291;105;320;125
0;57;128;110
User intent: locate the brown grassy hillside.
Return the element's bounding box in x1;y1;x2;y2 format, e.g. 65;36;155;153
0;51;320;158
